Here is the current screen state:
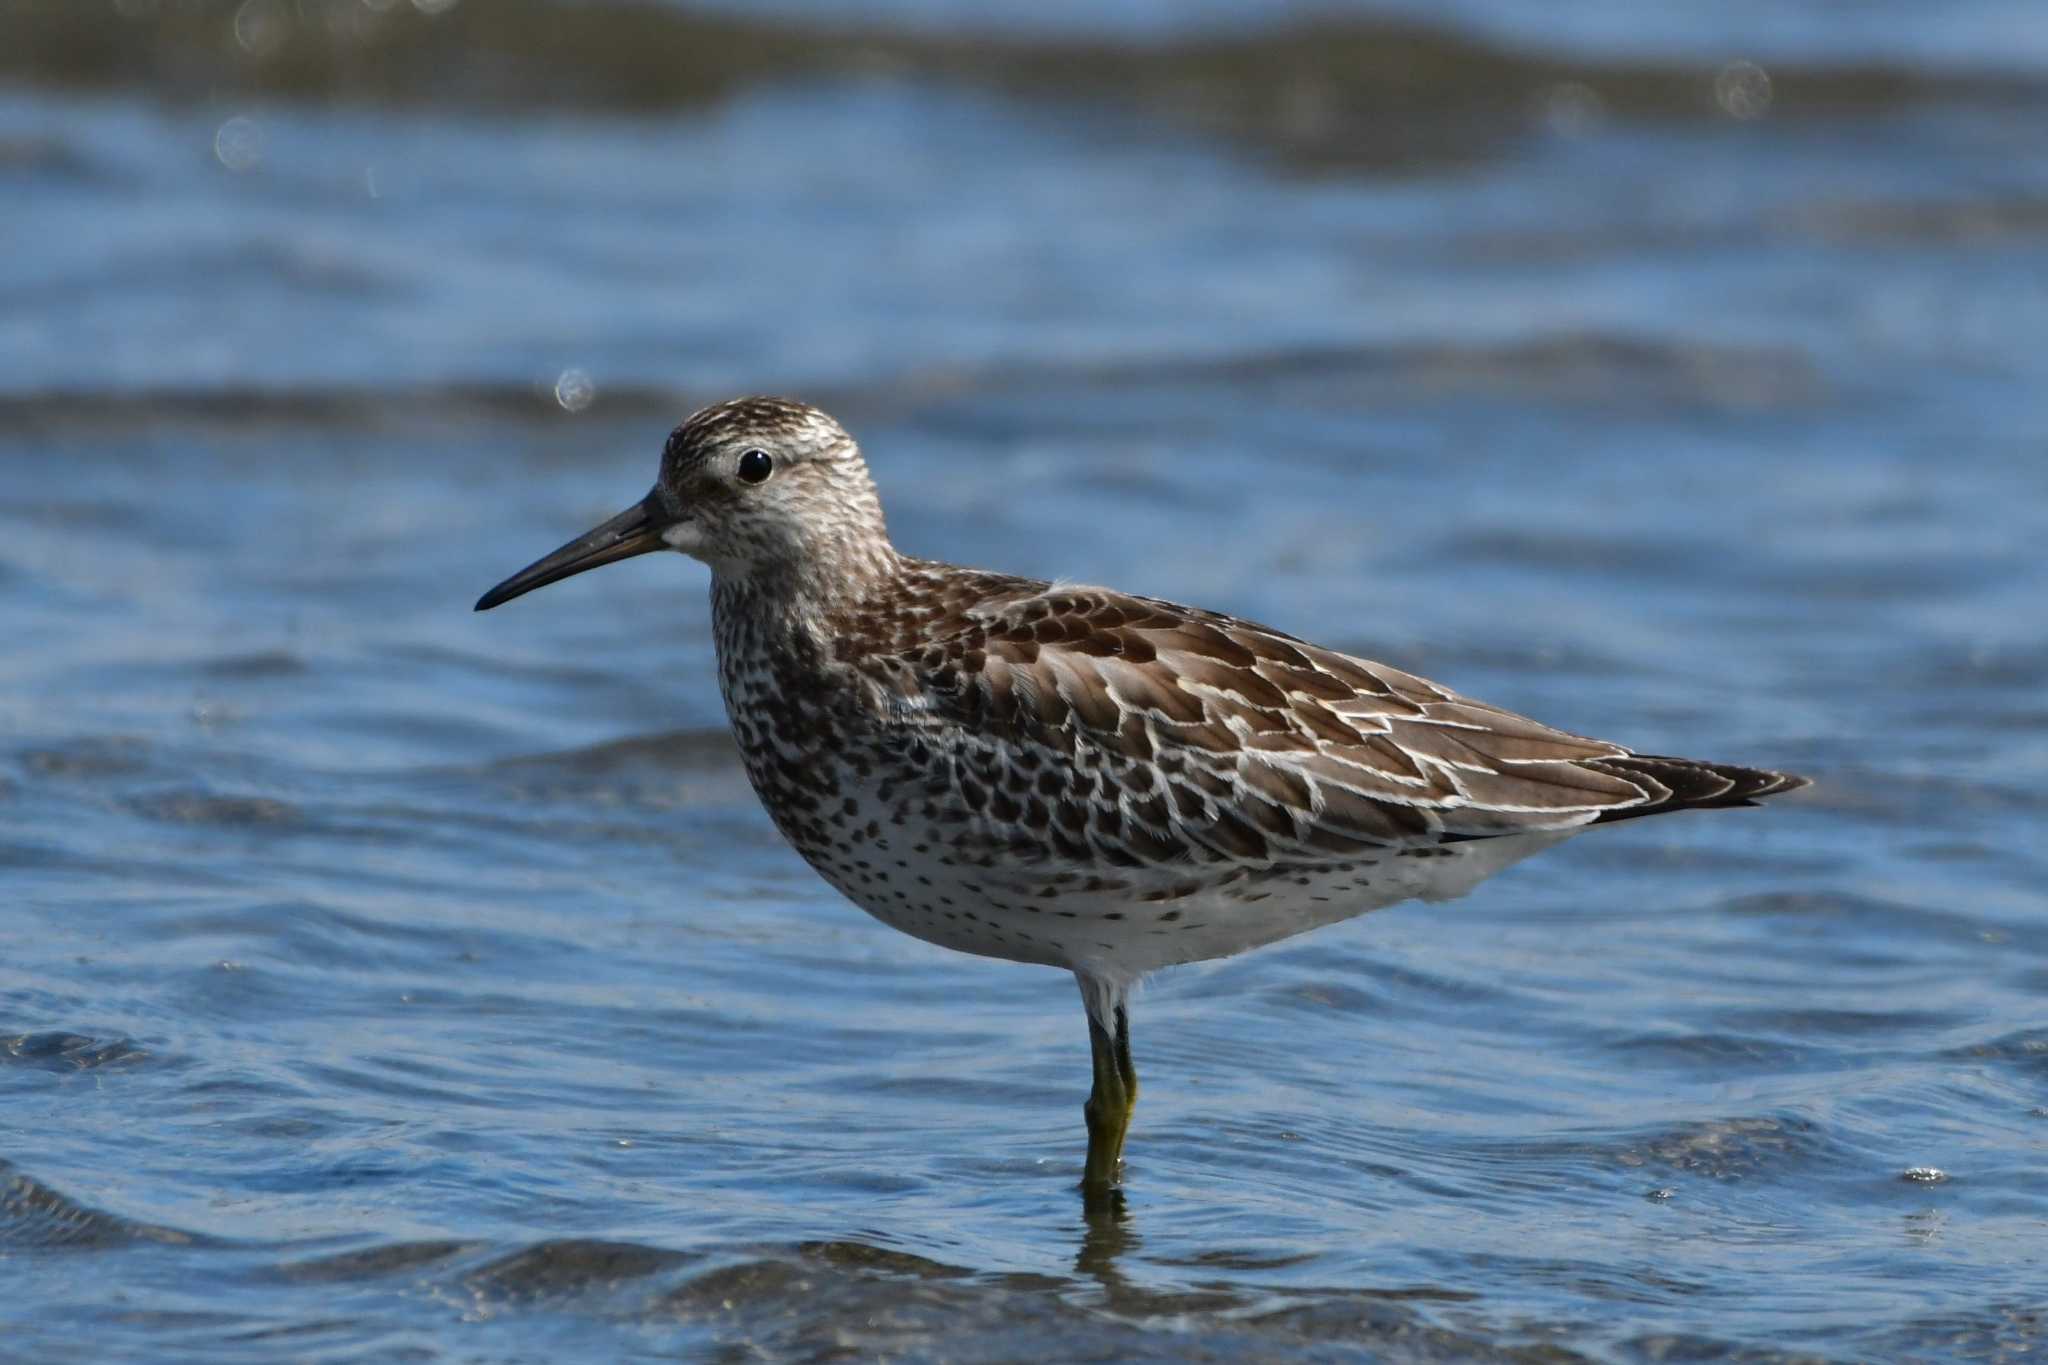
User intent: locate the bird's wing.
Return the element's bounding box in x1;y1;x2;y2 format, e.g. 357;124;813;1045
878;583;1794;868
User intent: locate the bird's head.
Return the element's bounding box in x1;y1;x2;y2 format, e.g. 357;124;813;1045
475;396;891;611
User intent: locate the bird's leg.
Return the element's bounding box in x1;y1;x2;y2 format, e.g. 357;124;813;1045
1114;1003;1138;1110
1083;1015;1127;1192
1083;1004;1138;1193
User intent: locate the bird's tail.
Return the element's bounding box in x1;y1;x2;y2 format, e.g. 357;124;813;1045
1585;754;1810;825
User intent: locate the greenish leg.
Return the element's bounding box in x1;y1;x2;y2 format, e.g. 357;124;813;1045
1082;1005;1138;1192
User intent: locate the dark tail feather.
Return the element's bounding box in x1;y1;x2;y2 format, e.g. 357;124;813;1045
1585;754;1810;825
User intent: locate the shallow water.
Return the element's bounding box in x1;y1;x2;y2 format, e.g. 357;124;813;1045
3;3;2046;1360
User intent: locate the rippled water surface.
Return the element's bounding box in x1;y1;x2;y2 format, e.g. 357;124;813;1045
3;2;2046;1360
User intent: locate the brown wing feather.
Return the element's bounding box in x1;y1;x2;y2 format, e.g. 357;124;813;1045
868;572;1805;865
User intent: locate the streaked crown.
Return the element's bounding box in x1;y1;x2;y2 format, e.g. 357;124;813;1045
655;397;893;582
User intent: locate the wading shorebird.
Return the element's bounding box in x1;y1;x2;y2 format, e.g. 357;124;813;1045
476;397;1807;1196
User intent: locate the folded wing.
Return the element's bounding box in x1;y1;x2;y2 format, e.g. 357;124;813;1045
882;582;1804;868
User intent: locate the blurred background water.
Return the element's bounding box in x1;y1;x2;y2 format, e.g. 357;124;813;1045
2;1;2045;1360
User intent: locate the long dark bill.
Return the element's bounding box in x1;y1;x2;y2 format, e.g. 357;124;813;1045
474;495;665;612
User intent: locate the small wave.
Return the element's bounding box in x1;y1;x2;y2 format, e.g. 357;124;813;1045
464;1238;698;1301
18;736;152;780
276;1238;476;1283
466;728;753;810
1611;1112;1844;1181
484;728;742;779
1603;1031;1822;1073
0;332;1820;438
2;1032;150;1072
992;333;1824;415
1939;1026;2048;1073
0;381;684;432
0;1161;202;1250
1788;195;2048;245
126;791;300;829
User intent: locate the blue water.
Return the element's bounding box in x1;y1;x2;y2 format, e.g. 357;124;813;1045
3;3;2046;1360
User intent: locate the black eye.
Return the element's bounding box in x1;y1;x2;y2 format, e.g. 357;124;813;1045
736;448;774;484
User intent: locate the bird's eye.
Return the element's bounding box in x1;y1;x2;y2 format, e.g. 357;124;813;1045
736;449;774;485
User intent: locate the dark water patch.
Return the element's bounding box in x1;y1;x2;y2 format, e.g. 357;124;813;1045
1611;1114;1843;1182
1614;1332;1833;1362
3;3;2034;175
127;790;300;829
1711;1006;1964;1041
10;237;402;311
0;494;143;531
1789;194;2048;245
1867;1305;2048;1363
1602;1032;1825;1075
0;1161;203;1250
454;740;761;818
274;1237;476;1283
651;1252;978;1326
226;1152;429;1199
1756;551;2017;605
1444;527;1717;577
1467;1254;1718;1309
798;1238;974;1279
0;131;97;180
644;1243;1240;1357
1243;1294;1573;1362
1711;888;2022;943
464;1238;700;1300
1139;1246;1320;1274
652;1254;817;1313
979;333;1824;418
1258;956;1519;1019
18;735;151;780
1940;1027;2048;1075
1259;978;1384;1016
0;330;1825;456
288;1060;507;1117
1220;335;1813;409
494;727;742;773
1;1031;150;1072
198;650;309;679
0;380;684;435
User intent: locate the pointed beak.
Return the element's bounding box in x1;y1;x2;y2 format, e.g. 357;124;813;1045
474;494;667;612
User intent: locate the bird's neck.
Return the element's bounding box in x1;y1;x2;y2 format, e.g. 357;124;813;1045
709;537;906;669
